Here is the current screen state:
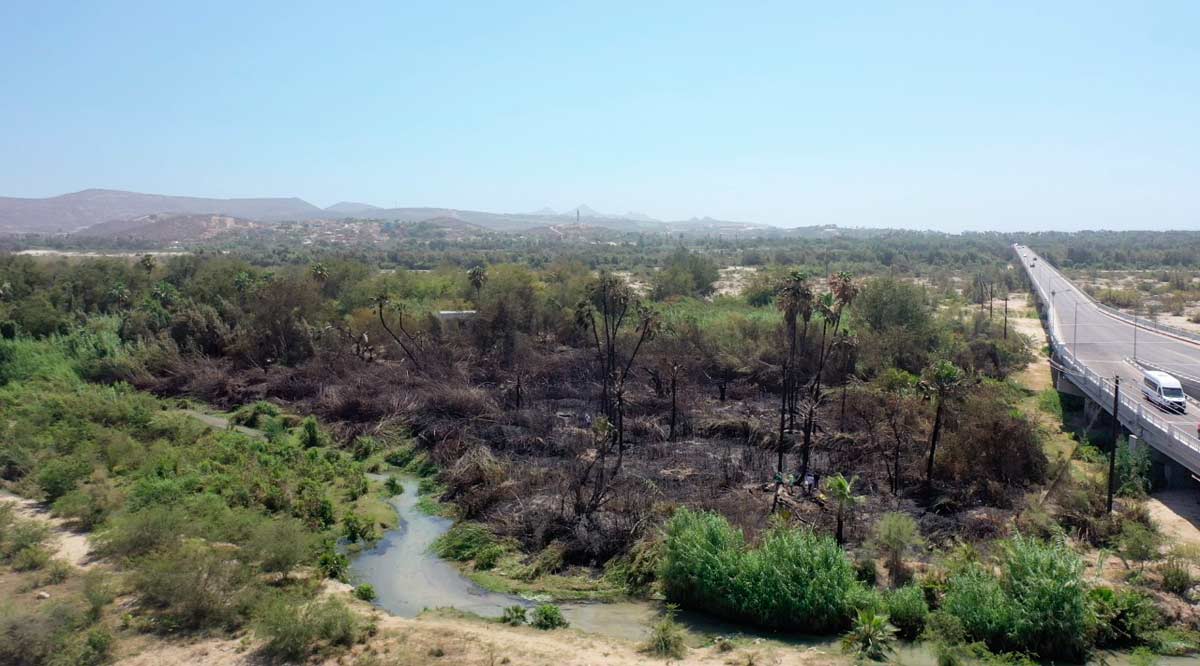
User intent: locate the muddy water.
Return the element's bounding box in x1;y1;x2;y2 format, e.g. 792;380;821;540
351;478;1192;666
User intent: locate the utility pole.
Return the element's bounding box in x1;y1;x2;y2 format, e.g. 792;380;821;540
1107;376;1120;514
1003;295;1009;340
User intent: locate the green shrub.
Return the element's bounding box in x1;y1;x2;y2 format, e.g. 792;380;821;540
1088;586;1161;647
0;601;85;666
473;543;504;570
841;609;898;663
13;545;52;571
246;517;315;576
1;516;51;561
942;535;1089;661
353;584;377;601
231;400;280;428
884;585;928;640
661;508;858;633
521;542;566;580
432;522;495;561
82;571;116;623
342;513;375;543
855;558;879;586
1119;522;1161;571
255;595;362;661
132;541;255;630
318;547;349;581
501;605;527;626
530;603;569;630
97;505;186;559
872;512;923;584
641;607;687;659
41;558;74;585
384;476;404;496
36;457;91;502
1159;559;1192;596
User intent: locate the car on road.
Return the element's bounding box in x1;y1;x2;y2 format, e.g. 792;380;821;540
1142;370;1187;413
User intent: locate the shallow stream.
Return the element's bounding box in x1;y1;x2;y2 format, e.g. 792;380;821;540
350;477;1192;666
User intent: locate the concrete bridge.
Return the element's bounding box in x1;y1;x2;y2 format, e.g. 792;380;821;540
1015;244;1200;487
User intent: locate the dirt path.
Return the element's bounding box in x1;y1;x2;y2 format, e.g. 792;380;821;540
114;609;846;666
178;409;265;439
0;491;92;568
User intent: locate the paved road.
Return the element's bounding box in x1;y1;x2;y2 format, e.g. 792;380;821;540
1015;245;1200;440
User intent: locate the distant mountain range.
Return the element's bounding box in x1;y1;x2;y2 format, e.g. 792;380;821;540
0;188;773;236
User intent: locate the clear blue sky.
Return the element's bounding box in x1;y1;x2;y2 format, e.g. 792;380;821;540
2;1;1198;231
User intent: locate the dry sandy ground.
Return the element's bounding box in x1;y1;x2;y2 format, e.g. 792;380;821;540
0;491;92;568
113;610;846;666
1147;489;1200;549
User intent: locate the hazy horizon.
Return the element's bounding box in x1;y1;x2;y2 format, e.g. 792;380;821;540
3;2;1198;232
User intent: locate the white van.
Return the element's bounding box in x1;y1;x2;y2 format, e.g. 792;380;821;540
1142;370;1187;413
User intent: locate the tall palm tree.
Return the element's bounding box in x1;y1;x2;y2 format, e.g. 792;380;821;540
824;473;861;546
467;264;488;300
774;271;812;470
920;360;966;497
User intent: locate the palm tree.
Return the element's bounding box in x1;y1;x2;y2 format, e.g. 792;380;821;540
139;253;156;275
920;360;966;497
824;473;861;546
309;262;329;283
774;271;812;470
467;264;487;300
107;282;130;309
841;609;898;663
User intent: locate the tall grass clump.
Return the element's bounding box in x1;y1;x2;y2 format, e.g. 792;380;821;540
432;522;496;562
941;534;1089;661
661;508;858;633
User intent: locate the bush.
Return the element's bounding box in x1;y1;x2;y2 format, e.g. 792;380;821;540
855;558;879;586
1;516;51;561
661;508;858;633
246;517;315;576
872;512;922;584
12;545;52;571
432;522;496;561
1088;586;1160;648
353;584;377;602
942;535;1089;661
318;548;349;581
97;505;186;559
1159;559;1193;595
884;585;928;640
473;543;504;570
231;400;280;428
641;607;687;659
530;603;569;630
501;605;527;626
1119;522;1161;571
132;541;254;630
384;476;403;496
0;601;85;666
255;595;362;661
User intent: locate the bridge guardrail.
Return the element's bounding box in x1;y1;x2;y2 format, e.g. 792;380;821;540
1017;245;1200;477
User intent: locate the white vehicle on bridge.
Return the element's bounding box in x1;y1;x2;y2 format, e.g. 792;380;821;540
1142;370;1187;413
